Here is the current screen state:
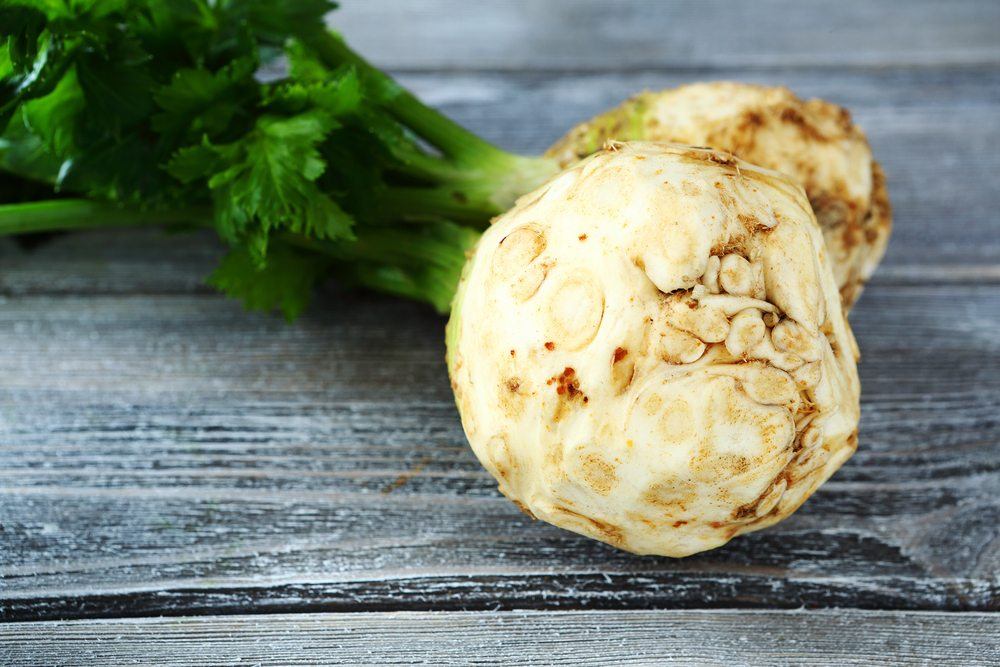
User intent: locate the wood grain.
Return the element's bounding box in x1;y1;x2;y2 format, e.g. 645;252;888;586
1;0;998;635
1;285;996;620
329;0;1000;69
3;610;998;666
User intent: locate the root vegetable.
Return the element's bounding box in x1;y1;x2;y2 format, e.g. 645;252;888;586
547;83;893;308
447;143;860;556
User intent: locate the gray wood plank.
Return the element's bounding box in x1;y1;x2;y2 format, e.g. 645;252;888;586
0;228;220;296
2;67;997;295
0;0;998;623
2;610;998;666
329;0;1000;69
1;285;996;619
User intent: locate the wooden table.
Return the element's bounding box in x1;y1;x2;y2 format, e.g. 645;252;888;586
2;1;998;664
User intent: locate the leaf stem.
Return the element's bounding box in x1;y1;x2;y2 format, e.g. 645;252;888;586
0;199;208;235
285;221;479;313
301;31;509;165
377;185;500;226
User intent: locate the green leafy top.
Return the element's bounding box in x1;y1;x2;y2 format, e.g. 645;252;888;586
0;0;557;318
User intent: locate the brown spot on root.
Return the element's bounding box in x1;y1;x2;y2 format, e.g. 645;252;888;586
512;499;536;519
672;520;688;528
737;213;774;233
627;513;658;530
554;505;625;546
733;500;758;520
578;233;588;241
613;347;628;363
736;468;794;520
812;193;862;251
729;456;751;477
779;106;831;143
580;454;618;495
510;349;516;357
681;180;702;197
677;147;738;170
505;378;521;393
544;341;555;351
548;367;586;401
833;105;854;131
870;162;892;224
643;481;694;514
707;151;738;167
710;239;750;257
839;283;860;309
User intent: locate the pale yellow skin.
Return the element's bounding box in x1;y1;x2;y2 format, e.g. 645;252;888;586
447;143;860;557
546;83;892;308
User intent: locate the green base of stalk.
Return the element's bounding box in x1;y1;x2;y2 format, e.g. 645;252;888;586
0;197;477;314
379;153;559;225
287;221;480;313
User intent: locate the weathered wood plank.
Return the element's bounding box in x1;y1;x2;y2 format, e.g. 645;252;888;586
1;1;998;623
0;228;220;296
2;66;997;296
329;0;1000;69
1;285;996;619
3;610;998;666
